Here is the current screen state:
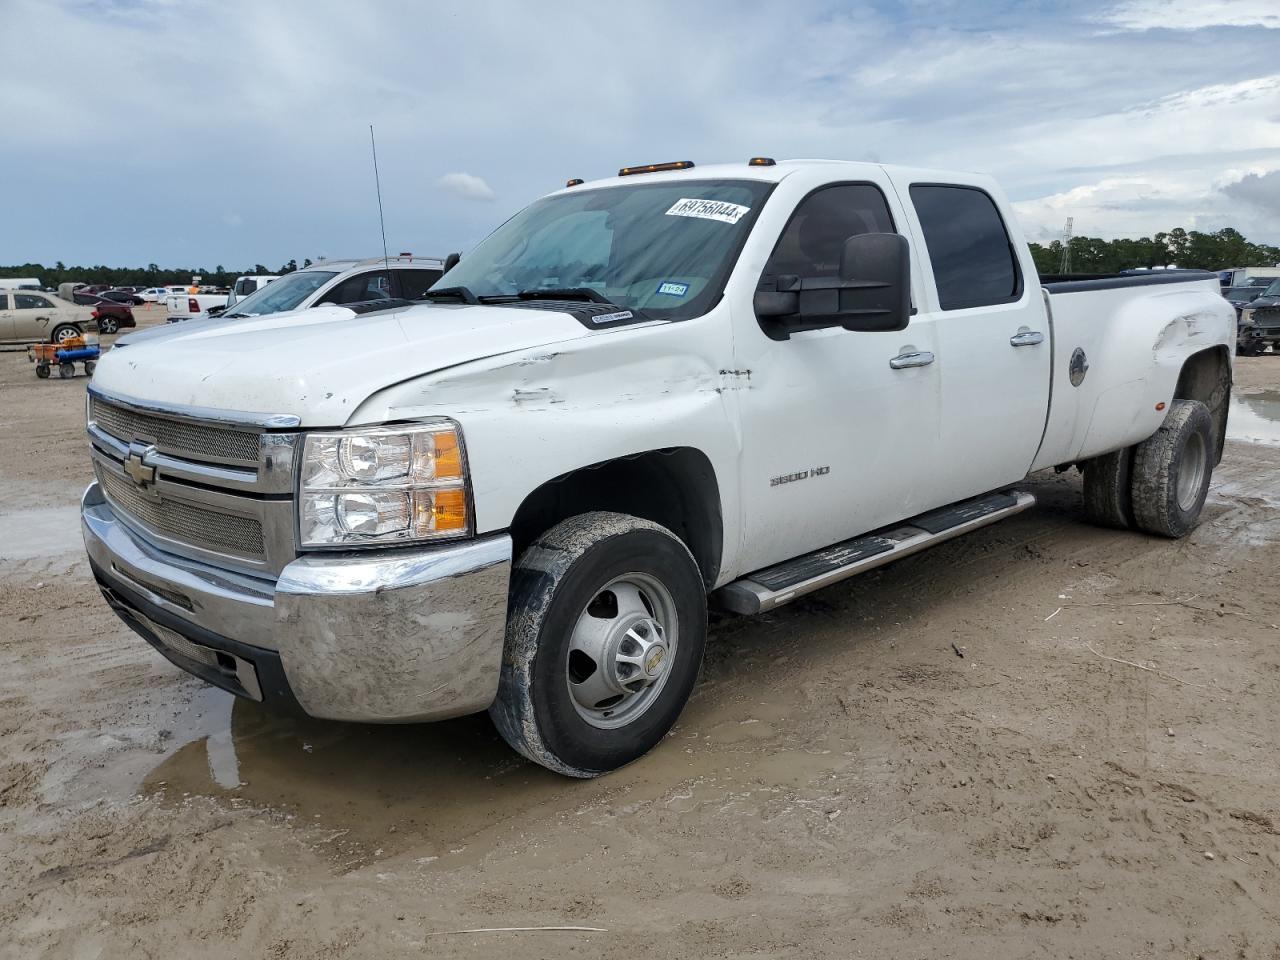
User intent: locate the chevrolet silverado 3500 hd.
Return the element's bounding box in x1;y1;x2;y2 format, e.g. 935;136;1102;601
83;158;1234;776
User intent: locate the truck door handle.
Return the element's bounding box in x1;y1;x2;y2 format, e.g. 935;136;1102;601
889;350;935;369
1010;330;1044;347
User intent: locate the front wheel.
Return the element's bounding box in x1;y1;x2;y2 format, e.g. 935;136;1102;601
1131;399;1214;538
490;512;707;777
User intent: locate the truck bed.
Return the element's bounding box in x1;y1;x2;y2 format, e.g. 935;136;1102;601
1030;269;1229;473
1039;269;1219;292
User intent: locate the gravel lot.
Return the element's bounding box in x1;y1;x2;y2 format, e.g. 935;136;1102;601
1;320;1278;959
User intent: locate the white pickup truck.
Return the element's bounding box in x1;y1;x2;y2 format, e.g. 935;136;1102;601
82;158;1233;777
165;287;228;322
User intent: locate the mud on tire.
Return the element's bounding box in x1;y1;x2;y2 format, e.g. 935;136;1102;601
1130;399;1214;539
1082;447;1135;530
489;512;707;778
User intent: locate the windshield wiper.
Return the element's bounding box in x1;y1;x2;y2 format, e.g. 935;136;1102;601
418;285;481;305
515;287;612;304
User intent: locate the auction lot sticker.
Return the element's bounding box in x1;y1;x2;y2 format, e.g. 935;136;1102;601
665;198;750;224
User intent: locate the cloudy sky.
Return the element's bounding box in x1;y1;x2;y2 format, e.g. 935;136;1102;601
3;0;1279;268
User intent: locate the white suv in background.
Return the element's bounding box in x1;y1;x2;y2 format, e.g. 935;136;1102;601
174;256;446;323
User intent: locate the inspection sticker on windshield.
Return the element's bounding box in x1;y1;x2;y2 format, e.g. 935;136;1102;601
665;198;750;225
656;281;689;297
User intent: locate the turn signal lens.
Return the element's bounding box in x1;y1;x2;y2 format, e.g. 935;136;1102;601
415;487;468;536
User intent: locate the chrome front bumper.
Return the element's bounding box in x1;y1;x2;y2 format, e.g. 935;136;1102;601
82;482;513;722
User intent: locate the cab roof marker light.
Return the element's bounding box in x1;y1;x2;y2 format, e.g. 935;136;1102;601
617;160;695;177
748;157;776;166
566;178;584;187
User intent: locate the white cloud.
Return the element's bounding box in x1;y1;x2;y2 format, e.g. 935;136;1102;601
1222;171;1280;217
1008;75;1280;242
5;0;1280;264
436;172;496;203
1101;0;1280;31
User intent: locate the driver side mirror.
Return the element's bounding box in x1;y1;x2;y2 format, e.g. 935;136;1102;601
754;232;911;336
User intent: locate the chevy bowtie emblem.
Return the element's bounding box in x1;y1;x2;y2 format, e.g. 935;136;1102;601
124;443;158;488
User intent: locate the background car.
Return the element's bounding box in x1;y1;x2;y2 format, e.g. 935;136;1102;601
72;291;113;306
185;256;444;323
1223;284;1270;317
90;301;136;335
101;289;145;306
138;287;167;302
0;290;89;343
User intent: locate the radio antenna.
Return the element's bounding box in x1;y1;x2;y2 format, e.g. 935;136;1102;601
369;124;390;270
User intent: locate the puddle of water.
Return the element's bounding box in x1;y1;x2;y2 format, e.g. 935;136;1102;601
1227;391;1280;446
0;506;82;561
122;685;848;870
139;698;568;865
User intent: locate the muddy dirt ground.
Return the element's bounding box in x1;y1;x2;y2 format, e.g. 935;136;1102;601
2;318;1279;958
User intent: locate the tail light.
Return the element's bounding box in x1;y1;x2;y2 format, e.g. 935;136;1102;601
188;297;200;313
91;308;99;319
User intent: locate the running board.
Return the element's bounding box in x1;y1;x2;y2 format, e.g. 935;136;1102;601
716;490;1036;615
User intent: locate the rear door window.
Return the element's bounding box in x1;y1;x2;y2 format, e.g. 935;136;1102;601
909;185;1022;310
14;294;50;309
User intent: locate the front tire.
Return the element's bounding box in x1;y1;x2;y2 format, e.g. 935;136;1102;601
1131;399;1214;538
490;512;707;777
98;317;119;335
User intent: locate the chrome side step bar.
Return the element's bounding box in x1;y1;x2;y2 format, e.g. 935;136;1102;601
716;490;1036;615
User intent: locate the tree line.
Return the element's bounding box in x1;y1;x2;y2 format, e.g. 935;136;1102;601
0;259;314;290
6;225;1280;290
1027;227;1280;276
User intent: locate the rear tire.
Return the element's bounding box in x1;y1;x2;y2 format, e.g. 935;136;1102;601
50;324;80;345
98;317;119;335
58;361;75;379
35;363;50;379
490;512;707;777
1082;447;1135;529
1131;399;1214;538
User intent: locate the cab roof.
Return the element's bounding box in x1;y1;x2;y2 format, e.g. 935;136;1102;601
552;158;987;196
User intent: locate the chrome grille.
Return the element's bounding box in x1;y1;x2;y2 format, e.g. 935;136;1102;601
90;396;260;464
97;467;265;559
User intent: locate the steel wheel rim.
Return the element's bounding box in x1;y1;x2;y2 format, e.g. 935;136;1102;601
1177;430;1206;511
566;572;678;730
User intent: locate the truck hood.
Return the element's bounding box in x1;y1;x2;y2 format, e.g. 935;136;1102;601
93;302;591;427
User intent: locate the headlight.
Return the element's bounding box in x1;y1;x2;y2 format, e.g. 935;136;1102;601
299;422;470;547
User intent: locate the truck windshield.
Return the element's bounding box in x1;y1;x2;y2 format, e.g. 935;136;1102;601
223;271;337;318
434;179;774;320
